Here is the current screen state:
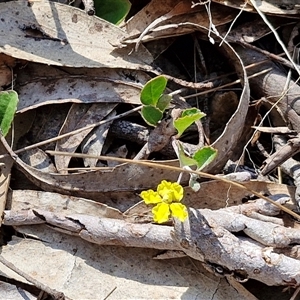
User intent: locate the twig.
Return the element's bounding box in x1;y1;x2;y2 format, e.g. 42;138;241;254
184;67;272;99
44;149;300;221
103;286;117;300
261;135;300;175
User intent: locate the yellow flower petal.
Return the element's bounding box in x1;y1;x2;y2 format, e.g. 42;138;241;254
140;190;162;204
152;202;170;223
170;182;184;202
157;180;184;202
170;203;188;222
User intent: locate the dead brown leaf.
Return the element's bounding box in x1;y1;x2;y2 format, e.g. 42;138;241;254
55;103;117;172
0;1;153;68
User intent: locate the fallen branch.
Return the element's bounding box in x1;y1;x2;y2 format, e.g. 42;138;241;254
4;196;300;287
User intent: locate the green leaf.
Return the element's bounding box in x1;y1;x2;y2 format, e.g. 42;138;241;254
176;141;197;167
174;108;206;137
94;0;131;25
141;105;163;126
0;90;18;136
193;146;217;170
156;94;171;112
140;75;168;106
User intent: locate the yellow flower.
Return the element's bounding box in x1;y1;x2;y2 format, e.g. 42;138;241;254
140;180;188;223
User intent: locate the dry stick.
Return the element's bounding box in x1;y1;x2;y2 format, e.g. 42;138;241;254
184;51;288;99
261;136;300;175
103;286;117;300
45;150;300;221
234;40;299;71
219;0;247;47
0;255;70;300
184;67;272;99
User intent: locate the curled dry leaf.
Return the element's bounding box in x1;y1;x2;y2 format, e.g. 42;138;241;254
123;1;237;45
18;148;57;173
3;135;184;197
54;103;117;172
81;109;117;168
201;31;249;173
125;0;183;37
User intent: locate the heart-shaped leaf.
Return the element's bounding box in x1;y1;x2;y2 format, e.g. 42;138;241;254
193;146;218;170
174;108;206;137
141;105;163;126
0;90;18;136
140;75;168;106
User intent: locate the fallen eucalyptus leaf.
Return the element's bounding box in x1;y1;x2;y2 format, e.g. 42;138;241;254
124;1;236;45
16;76;144;113
55;103;117;172
8;190;123;219
0;1;153;69
3;137;185;198
0;235;254;300
81;109;117;168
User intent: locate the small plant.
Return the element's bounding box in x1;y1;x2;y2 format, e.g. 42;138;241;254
139;75;170;126
139;76;217;223
0;90;18;136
